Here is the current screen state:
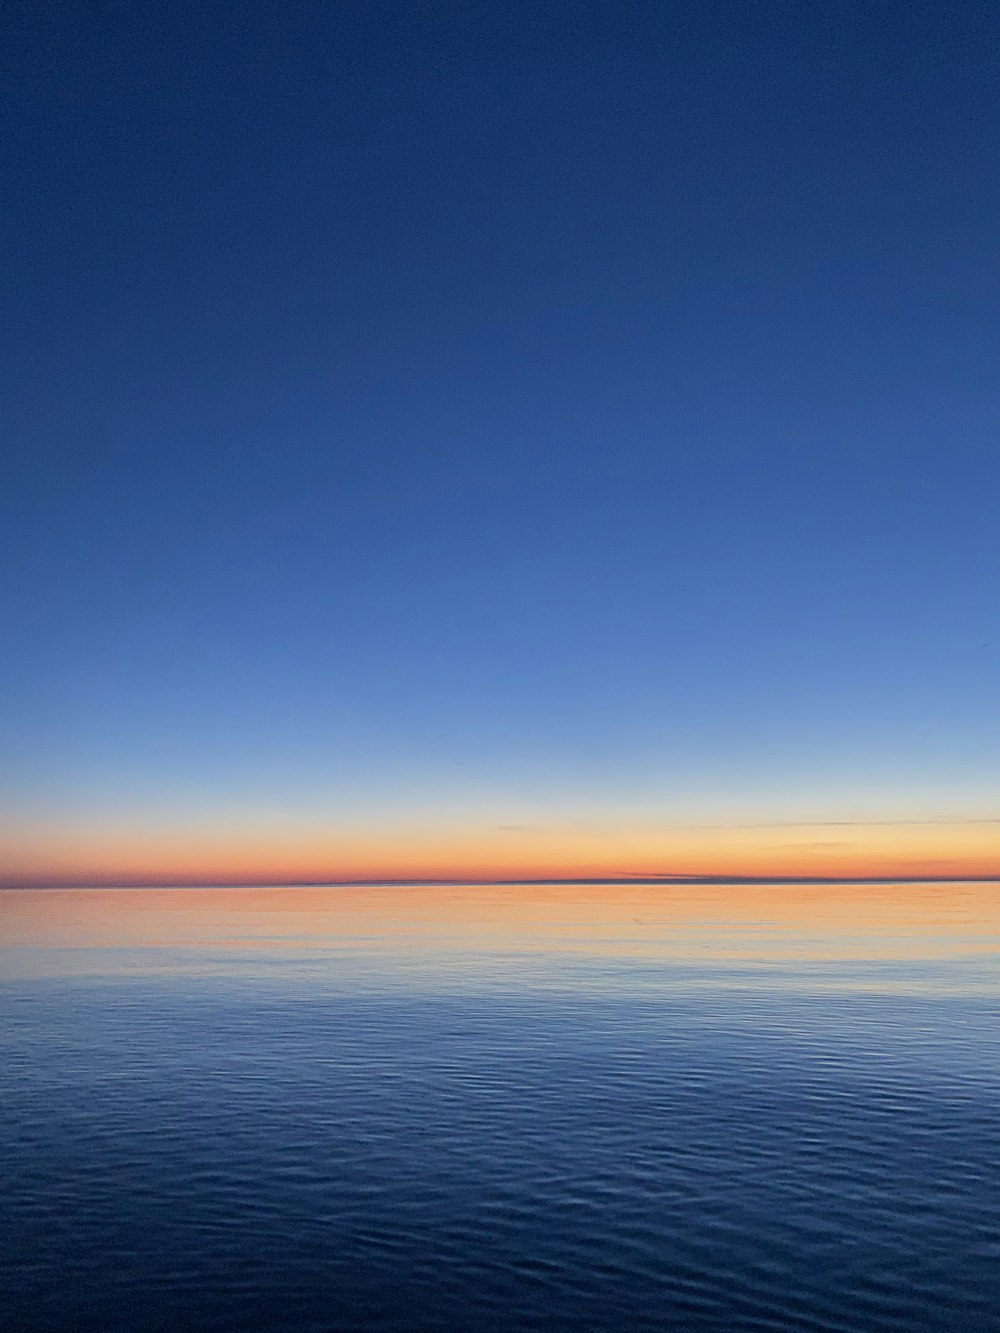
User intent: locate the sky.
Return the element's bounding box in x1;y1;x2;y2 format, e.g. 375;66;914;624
2;0;998;886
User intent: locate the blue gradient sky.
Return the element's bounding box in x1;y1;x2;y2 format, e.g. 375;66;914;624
3;1;998;883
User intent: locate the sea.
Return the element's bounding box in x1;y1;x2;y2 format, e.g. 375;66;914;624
1;880;998;1332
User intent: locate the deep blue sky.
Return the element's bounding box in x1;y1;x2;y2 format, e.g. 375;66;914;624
3;1;998;879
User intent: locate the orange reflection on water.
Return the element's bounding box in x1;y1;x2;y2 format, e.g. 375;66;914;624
2;881;999;981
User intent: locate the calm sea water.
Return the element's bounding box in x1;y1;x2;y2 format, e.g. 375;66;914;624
2;881;999;1332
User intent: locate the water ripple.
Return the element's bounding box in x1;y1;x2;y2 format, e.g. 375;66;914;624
2;883;999;1331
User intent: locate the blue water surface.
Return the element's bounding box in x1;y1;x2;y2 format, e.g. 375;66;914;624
1;883;998;1331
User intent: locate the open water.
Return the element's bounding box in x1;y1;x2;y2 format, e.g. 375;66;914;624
1;881;998;1331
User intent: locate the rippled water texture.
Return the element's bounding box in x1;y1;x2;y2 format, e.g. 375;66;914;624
2;882;999;1331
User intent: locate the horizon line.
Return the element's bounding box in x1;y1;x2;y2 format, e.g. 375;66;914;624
3;873;1000;891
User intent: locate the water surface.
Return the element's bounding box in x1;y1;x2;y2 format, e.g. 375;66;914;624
2;881;999;1331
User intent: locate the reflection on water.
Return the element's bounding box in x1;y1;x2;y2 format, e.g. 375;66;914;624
5;879;1000;979
2;882;999;1331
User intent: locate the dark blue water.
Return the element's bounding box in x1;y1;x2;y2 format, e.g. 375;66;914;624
2;883;999;1331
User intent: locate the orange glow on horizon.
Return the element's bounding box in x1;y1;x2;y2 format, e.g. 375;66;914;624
1;814;997;887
